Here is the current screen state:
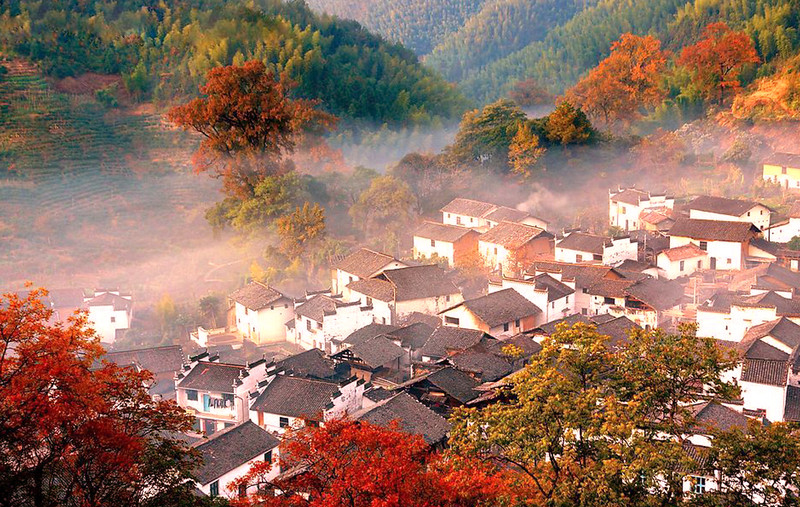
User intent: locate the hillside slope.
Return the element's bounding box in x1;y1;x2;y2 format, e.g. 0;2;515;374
0;0;465;125
304;0;487;54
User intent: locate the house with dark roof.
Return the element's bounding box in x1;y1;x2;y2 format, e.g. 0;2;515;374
291;294;375;354
490;273;576;324
668;218;760;271
555;231;638;266
412;221;480;268
687;195;771;231
274;348;342;381
331;334;408;384
346;264;463;326
608;187;673;232
639;207;675;232
102;344;183;399
175;352;273;436
249;373;365;433
656;243;709;279
733;317;800;421
84;289;133;344
478;221;554;275
193;421;280;498
399;366;481;415
439;288;542;336
227;282;294;346
530;313;641;348
418;326;494;362
764;200;800;243
529;261;626;316
352;392;450;446
762;152;800;191
588;276;685;330
697;289;800;342
441;197;548;232
331;248;406;299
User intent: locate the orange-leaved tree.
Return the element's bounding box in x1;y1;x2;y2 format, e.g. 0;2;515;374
0;288;199;507
678;22;760;106
566;34;667;127
168;60;336;199
228;418;511;507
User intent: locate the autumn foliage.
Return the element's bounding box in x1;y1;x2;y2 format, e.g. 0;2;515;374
566;34;667;127
229;419;510;507
679;22;760;106
0;288;198;507
168;60;336;198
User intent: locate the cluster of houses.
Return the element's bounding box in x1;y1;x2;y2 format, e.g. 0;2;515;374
88;153;800;500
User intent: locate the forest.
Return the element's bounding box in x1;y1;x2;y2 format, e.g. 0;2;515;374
0;0;466;125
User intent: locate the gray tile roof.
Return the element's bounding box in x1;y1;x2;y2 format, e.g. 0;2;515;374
250;375;340;420
341;323;399;346
387;323;435;350
295;294;363;322
193;421;279;485
610;188;652;205
419;326;489;359
484;206;532;223
624;277;685;311
740;317;800;360
275;349;338;380
423;367;481;403
691;402;749;433
380;265;461;301
447;350;512;382
414;221;477;243
531;273;575;302
450;288;542;328
103;345;183;375
356;392;450;445
364;386;395;402
346;335;406;369
735;291;800;316
333;248;399;278
596;316;642;347
229;282;288;311
764;152;800;167
440;198;497;217
740;359;789;386
669;218;758;242
557;232;612;254
785;385;800;422
479;221;552;250
531;261;617;289
688;195;762;217
177;361;244;393
346;278;395;302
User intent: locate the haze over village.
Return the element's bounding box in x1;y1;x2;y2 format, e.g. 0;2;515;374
5;1;800;506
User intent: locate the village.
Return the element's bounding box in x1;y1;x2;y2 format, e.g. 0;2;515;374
30;152;800;499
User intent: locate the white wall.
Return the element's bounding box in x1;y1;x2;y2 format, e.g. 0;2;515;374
656;254;707;280
479;241;510;273
669;236;744;271
443;212;486;229
234;302;294;345
413;236;455;267
740;381;786;422
603;237;638;265
198;451;278;499
690;206;770;231
767;218;800;242
333;260;406;299
88;304;130;344
494;278;574;324
555;247;598;264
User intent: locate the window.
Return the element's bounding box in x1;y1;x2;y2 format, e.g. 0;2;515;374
110;316;116;323
447;213;451;219
679;260;685;272
285;304;289;308
238;484;247;497
265;450;273;463
566;296;569;303
727;258;732;264
210;481;219;497
515;319;520;327
697;260;702;268
224;422;234;429
192;418;201;432
783;166;788;175
186;389;198;401
582;288;589;294
270;305;274;310
593;254;602;261
551;302;555;308
581;308;588;315
222;393;234;407
203;419;216;435
494;247;498;255
366;296;372;306
692;476;707;495
306;319;312;332
747;211;751;217
431;239;435;247
503;323;509;332
445;316;460;326
603;297;615;305
279;417;290;428
576;254;583;262
456;216;462;225
382;317;386;324
622;206;627;213
445;295;450;303
699;241;708;251
317;321;322;329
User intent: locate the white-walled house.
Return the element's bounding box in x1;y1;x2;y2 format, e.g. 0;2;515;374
439;288;542;337
175;352;271;435
413;221;480;268
84;290;133;344
291;294;375;354
687;195;772;231
656;244;709;279
489;273;575;324
608;187;674;232
766;201;800;242
762;152;800;191
478;222;554;275
555;232;638;266
441;197;548;231
193;421;280;498
229;282;293;345
331;248;406;300
347;265;463;325
249;374;365;433
587;276;685;330
668;218;759;271
696;290;800;342
736;317;800;422
529;261;626;316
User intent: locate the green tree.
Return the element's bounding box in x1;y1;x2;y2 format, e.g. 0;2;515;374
508;122;545;179
350;176;416;255
446;99;527;171
274;202;326;263
544;101;594;145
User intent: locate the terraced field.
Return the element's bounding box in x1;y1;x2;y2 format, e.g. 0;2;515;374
0;59;247;303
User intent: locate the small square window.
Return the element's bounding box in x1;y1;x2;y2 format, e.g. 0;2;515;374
699;241;708;251
210;481;219;497
186;389;198;401
110;316;116;323
503;323;509;332
265;450;273;463
679;260;685;272
515;319;520;327
431;239;435;247
445;316;459;326
279;417;290;428
727;258;732;264
692;476;706;495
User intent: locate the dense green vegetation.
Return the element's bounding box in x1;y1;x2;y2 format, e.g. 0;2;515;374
0;0;466;125
461;0;800;102
425;0;593;83
305;0;486;55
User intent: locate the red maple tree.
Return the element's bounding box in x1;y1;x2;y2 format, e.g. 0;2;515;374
0;288;198;507
228;419;511;507
679;22;760;106
168;60;336;199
